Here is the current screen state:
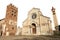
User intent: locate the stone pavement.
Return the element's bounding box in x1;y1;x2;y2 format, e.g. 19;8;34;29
0;35;60;40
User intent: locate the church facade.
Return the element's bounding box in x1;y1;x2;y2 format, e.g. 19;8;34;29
22;8;53;35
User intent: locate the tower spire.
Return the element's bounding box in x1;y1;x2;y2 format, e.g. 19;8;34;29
51;7;58;31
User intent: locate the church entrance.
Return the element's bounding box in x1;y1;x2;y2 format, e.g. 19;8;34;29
32;23;36;34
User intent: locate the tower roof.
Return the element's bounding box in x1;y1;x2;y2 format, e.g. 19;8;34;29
7;3;18;9
51;7;55;11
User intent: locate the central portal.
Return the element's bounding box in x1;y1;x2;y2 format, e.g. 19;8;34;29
32;23;36;34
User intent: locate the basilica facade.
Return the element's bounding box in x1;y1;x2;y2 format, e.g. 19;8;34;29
22;8;53;35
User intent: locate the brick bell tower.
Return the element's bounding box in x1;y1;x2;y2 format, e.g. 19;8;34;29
4;4;18;36
51;7;59;31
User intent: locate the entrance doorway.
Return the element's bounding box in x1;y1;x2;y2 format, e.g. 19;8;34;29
32;23;36;34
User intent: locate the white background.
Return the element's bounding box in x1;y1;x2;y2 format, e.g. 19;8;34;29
0;0;60;30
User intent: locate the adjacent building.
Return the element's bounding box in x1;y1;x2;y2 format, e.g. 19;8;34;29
0;19;5;36
16;27;22;35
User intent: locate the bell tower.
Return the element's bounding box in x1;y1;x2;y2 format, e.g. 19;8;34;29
51;7;58;31
4;4;18;36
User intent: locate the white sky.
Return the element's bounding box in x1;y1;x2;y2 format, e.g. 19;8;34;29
0;0;60;30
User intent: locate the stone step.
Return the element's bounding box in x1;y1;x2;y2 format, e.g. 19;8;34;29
0;35;60;40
